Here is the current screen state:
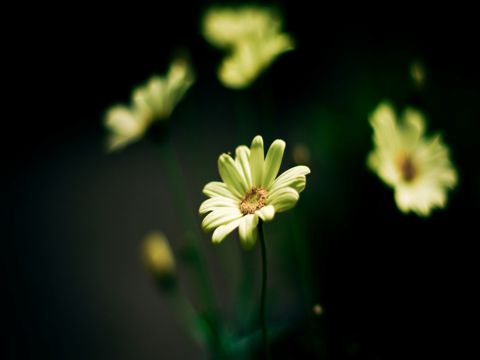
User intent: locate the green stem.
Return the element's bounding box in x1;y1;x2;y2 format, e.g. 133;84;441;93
167;288;212;347
158;139;195;234
258;221;270;360
158;139;223;354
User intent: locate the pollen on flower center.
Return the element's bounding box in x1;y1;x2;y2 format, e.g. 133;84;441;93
396;153;417;182
240;187;268;214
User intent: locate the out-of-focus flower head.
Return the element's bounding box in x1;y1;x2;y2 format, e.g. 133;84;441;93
292;143;311;165
367;102;458;216
203;6;294;89
141;231;176;290
410;60;426;88
105;57;194;151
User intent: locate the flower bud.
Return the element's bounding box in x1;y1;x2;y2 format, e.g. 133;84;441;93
141;232;176;290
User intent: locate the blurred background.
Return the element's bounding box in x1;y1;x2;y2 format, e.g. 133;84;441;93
5;1;479;359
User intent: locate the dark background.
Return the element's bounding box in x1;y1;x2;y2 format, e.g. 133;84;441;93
6;1;479;359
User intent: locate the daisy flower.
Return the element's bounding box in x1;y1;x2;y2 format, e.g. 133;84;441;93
105;57;194;151
367;102;458;216
203;6;294;89
199;135;310;249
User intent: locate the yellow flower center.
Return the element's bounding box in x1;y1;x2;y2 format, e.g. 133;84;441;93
240;187;268;214
396;152;417;182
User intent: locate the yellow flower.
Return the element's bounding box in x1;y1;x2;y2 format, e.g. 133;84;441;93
203;6;294;89
105;57;194;151
367;102;458;216
141;231;176;277
200;135;310;249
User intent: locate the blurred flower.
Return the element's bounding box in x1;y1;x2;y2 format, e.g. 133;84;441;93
141;231;176;287
292;143;311;165
410;60;426;88
203;6;294;89
105;57;194;151
312;304;323;316
200;135;310;249
104;105;150;151
367;102;457;216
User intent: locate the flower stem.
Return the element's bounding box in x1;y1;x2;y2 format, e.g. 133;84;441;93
258;221;270;360
166;286;212;347
157;139;224;354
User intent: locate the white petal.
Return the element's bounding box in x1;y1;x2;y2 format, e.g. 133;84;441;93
202;208;243;232
270;166;310;193
107;135;138;152
249;135;265;187
239;214;259;250
394;181;448;217
218;45;259;89
146;77;169;117
369;102;400;151
235;145;252;188
270;175;306;195
105;106;143;136
218;153;248;198
132;87;154;118
255;205;275;222
402;108;426;146
268;187;299;213
212;218;242;244
199;196;239;214
263;139;286;188
203;181;239;200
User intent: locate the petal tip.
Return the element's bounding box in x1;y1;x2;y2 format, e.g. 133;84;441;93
272;139;286;149
251;135;264;147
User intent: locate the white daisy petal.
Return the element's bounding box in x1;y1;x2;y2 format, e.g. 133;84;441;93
105;106;149;151
105;106;142;136
263;139;286;188
239;214;259;250
165;58;195;110
249;135;265;187
212;218;242;244
235;145;252;188
255;205;275;222
403;108;426;146
202;208;243;232
268;187;299;213
132;88;154;118
107;135;137;152
270;166;310;192
370;102;400;151
199;196;239;214
218;154;248;197
203;181;239;200
150;78;174;118
270;175;306;195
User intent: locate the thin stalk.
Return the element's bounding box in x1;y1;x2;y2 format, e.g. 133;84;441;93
157;139;224;354
166;287;212;347
258;221;270;359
